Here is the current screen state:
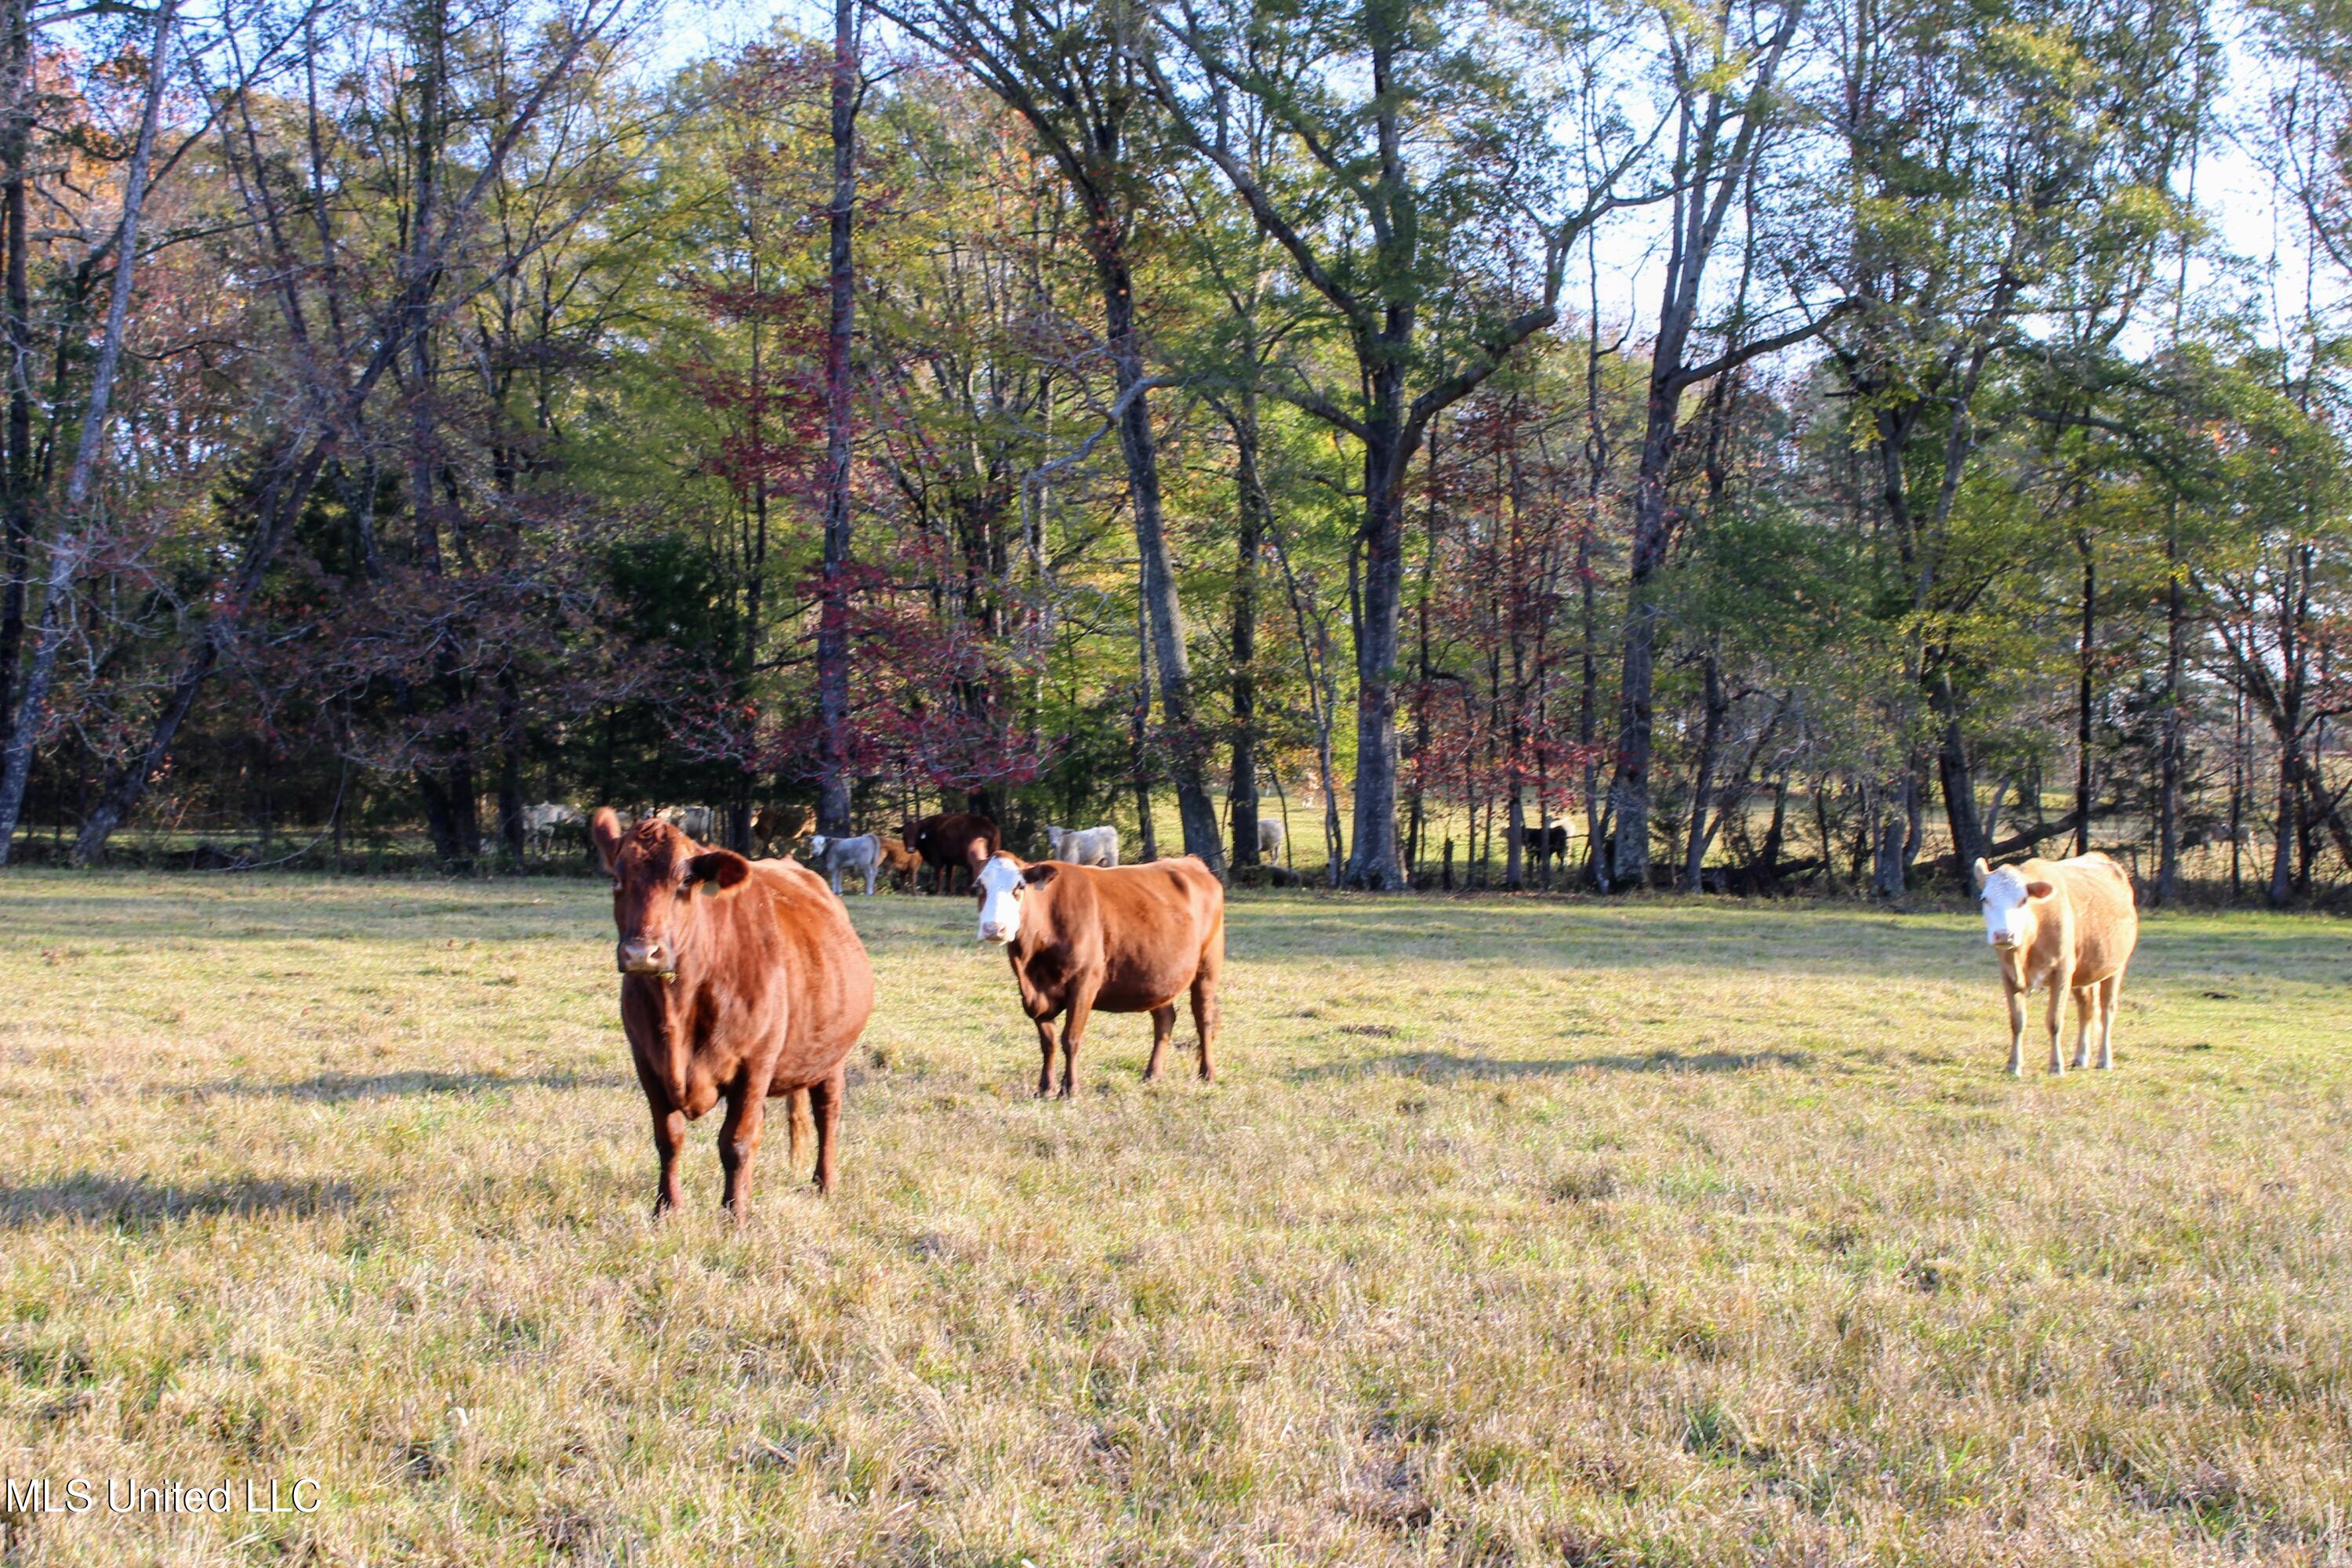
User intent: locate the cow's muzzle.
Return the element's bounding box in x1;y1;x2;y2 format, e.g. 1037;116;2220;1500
978;924;1011;945
617;938;673;979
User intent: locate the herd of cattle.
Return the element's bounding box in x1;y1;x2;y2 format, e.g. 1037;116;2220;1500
588;804;1222;1214
577;795;2144;1218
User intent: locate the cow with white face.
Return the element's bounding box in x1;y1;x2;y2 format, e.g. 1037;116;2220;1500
971;843;1226;1097
1973;852;2139;1076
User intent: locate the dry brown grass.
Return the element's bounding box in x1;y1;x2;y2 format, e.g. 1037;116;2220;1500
0;873;2347;1565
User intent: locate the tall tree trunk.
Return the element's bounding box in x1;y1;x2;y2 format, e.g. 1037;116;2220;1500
0;0;176;864
417;771;463;864
1226;387;1265;869
2271;739;2296;909
1929;670;1987;882
1504;783;1525;890
2074;534;2095;857
0;0;31;768
406;0;466;868
1608;394;1677;889
2156;521;2184;904
815;0;858;837
1871;771;1908;898
1344;379;1408;890
495;664;524;869
1100;256;1221;876
1682;650;1727;893
1131;592;1156;862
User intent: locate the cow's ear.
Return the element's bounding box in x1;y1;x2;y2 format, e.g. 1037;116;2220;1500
590;808;626;876
2024;880;2055;901
1971;856;1991;891
1023;863;1058;887
688;850;753;897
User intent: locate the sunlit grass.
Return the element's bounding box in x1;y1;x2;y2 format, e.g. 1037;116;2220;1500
0;872;2345;1564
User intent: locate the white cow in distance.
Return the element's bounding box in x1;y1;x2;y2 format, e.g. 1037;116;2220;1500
658;804;716;840
1256;818;1285;856
810;833;883;896
523;802;581;855
1044;824;1120;867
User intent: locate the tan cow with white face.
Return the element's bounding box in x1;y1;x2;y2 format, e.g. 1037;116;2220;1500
1973;852;2139;1076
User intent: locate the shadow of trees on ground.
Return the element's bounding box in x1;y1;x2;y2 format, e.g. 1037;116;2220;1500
187;1068;624;1102
1290;1047;1810;1083
0;1174;359;1229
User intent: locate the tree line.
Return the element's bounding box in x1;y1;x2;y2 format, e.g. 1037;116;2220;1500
0;0;2345;902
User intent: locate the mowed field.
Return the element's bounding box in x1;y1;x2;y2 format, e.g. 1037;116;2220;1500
0;876;2346;1566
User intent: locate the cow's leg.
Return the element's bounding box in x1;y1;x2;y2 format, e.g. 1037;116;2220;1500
2071;984;2100;1072
1145;1004;1177;1081
1192;927;1225;1082
648;1100;687;1217
1190;970;1220;1083
2097;974;2122;1069
864;863;877;896
2044;983;2066;1075
1033;1016;1060;1098
807;1065;846;1194
2005;984;2027;1077
717;1083;766;1218
1058;987;1097;1098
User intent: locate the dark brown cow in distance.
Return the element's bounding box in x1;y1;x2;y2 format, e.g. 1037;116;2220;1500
590;808;874;1215
968;842;1225;1097
904;811;999;894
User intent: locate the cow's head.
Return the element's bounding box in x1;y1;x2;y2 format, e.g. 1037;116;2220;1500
809;834;834;858
1973;857;2054;953
591;807;751;978
972;847;1054;945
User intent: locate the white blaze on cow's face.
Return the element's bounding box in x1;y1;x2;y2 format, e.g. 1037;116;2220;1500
975;854;1029;945
1976;863;2048;950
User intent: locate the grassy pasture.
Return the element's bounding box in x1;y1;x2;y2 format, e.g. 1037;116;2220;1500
0;874;2346;1566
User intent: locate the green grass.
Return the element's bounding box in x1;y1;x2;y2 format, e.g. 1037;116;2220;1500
0;873;2346;1564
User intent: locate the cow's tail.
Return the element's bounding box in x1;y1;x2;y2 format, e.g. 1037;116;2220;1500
788;1087;815;1176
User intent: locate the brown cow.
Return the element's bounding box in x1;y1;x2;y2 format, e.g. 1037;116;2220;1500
591;808;873;1214
875;834;924;889
1973;851;2139;1076
969;843;1224;1098
905;811;999;894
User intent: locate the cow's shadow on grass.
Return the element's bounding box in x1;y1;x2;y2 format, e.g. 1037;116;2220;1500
0;1174;359;1230
1291;1047;1809;1083
187;1068;625;1102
